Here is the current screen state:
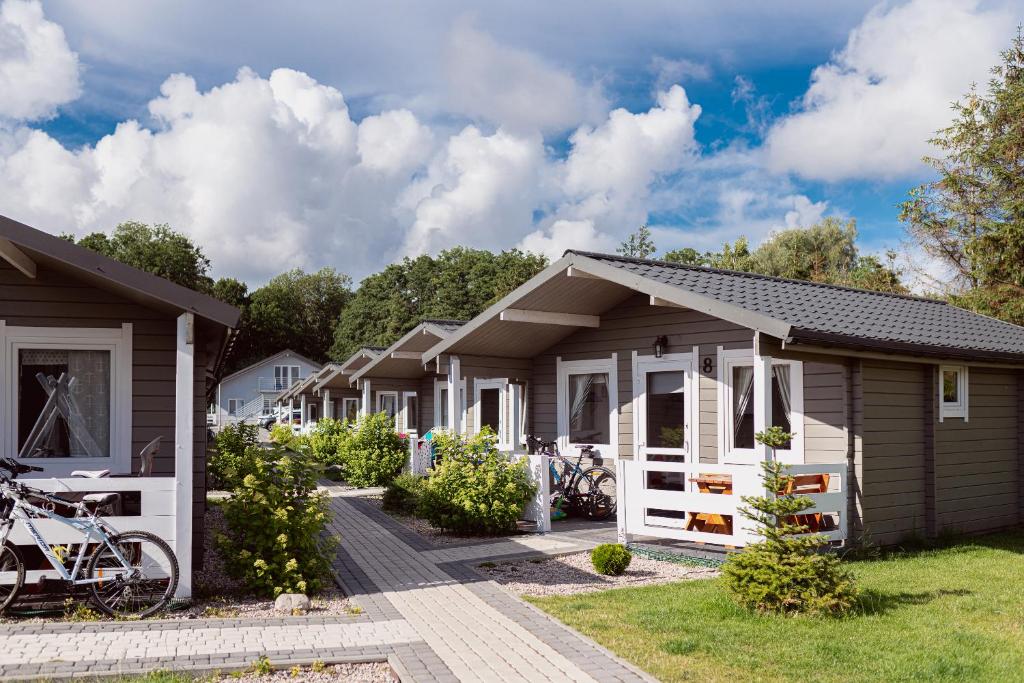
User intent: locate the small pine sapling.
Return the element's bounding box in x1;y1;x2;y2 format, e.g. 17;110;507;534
722;425;857;615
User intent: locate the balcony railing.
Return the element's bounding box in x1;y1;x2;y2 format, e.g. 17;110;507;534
257;376;302;393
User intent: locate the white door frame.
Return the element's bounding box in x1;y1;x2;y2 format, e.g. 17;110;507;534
473;378;508;447
632;350;697;464
400;391;418;434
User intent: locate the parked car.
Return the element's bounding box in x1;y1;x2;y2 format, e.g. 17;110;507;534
257;413;277;430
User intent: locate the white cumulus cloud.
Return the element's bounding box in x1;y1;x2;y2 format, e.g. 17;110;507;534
0;0;80;120
764;0;1012;182
443;19;608;134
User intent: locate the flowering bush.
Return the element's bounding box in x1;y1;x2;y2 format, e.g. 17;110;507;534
218;444;334;597
339;412;407;487
418;428;536;534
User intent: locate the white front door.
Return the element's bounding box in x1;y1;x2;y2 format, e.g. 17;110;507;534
635;353;694;466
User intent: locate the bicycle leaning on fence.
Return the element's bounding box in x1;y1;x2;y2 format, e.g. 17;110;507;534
0;457;179;618
526;436;617;521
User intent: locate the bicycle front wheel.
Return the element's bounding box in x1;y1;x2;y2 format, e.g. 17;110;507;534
87;531;179;618
577;466;617;520
0;542;25;613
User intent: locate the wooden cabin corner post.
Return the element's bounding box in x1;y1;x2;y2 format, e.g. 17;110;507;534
174;312;194;599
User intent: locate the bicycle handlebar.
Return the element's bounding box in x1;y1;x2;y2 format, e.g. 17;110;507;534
0;458;43;478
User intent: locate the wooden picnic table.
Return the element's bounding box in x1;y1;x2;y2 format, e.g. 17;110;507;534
686;474;733;535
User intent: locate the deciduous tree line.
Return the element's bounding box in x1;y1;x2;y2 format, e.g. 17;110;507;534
68;31;1024;371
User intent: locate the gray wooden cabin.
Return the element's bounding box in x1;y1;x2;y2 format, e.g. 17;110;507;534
0;215;239;594
418;251;1024;547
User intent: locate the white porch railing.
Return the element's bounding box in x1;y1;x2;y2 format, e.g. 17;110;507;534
7;477;178;584
617;459;847;547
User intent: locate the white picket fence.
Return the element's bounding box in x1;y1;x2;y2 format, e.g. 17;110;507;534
617;459;848;547
4;477;178;584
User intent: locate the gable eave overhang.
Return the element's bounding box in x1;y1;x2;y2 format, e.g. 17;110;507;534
421;253;793;363
349;324;450;384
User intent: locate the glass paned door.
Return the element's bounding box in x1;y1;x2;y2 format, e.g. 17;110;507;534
635;355;692;465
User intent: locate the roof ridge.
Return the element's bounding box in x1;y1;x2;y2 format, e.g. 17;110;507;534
420;318;468;325
566;250;943;304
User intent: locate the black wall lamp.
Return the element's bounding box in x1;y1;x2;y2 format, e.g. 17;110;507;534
654;335;668;358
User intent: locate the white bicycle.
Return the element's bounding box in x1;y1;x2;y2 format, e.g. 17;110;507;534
0;457;178;618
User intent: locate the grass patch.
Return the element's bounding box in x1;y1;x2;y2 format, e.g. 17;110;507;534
530;531;1024;683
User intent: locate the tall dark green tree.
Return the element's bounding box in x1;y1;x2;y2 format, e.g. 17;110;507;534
70;221;214;293
901;31;1024;323
331;248;546;360
230;268;352;372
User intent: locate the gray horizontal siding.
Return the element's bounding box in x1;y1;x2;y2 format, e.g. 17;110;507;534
860;362;927;545
0;262;212;566
935;368;1019;534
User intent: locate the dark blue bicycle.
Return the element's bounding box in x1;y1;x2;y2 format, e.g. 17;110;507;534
527;436;616;521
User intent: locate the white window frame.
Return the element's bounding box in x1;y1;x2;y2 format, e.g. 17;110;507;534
473;378;509;449
632;350;698;462
510;382;526;452
228;398;244;416
376;391;399;421
341;397;360;422
717;348;804;465
1;322;133;476
938;365;968;422
400;391;419;434
434;379;449;432
556;354;619;460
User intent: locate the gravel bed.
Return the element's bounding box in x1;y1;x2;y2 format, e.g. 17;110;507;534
477;551;718;597
364;495;518;546
219;661;396;681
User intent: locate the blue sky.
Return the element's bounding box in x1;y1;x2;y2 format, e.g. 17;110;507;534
0;0;1020;284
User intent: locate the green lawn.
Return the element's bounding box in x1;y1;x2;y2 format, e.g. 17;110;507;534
530;532;1024;683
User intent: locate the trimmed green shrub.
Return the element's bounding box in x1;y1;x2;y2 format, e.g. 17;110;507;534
722;426;858;615
340;412;407;487
417;428;536;534
591;543;632;575
382;473;425;515
306;418;350;472
209;423;264;491
218;444;334;597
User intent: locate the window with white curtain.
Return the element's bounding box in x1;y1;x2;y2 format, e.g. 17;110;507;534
4;324;133;475
557;356;618;458
719;350;803;463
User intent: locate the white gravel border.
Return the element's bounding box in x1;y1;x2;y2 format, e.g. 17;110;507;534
477;551;718;597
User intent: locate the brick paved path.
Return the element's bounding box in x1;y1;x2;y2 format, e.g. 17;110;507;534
326;496;650;683
0;491;650;682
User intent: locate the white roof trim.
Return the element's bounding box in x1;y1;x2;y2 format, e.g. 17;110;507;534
349;324;456;383
420;252;793;363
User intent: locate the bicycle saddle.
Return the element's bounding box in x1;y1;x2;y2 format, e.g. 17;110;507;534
71;469;111;478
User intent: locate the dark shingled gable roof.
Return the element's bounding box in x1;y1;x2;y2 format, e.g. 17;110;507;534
570;251;1024;362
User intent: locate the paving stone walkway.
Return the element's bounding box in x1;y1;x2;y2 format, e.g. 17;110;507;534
325;495;650;683
0;490;650;682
